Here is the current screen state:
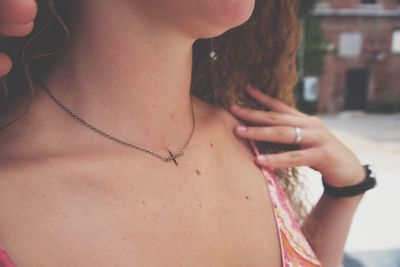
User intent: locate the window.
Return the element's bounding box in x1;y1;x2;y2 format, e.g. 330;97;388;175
303;77;318;102
338;32;363;58
360;0;380;9
361;0;377;4
392;29;400;54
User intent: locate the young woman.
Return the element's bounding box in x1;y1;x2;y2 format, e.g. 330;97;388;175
0;0;373;266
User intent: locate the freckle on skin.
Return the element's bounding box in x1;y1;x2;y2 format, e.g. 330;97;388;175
210;142;213;148
195;169;201;175
198;204;202;208
245;195;249;200
169;112;177;121
142;200;146;205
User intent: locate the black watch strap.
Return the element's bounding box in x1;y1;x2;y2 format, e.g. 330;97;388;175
323;164;377;198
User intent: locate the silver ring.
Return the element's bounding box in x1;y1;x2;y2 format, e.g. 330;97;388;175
294;127;302;145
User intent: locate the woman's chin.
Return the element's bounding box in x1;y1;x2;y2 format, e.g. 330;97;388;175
197;0;255;38
219;0;255;25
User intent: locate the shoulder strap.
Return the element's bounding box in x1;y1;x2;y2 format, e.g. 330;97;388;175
247;139;277;182
0;244;15;267
248;140;323;266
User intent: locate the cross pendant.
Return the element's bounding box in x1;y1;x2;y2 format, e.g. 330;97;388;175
167;149;183;166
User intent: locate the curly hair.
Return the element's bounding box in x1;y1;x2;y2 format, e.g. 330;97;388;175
0;0;308;221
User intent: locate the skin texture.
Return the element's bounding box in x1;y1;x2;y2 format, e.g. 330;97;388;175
0;1;365;267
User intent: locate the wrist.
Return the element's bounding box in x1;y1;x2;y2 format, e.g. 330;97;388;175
322;164;377;199
323;163;366;188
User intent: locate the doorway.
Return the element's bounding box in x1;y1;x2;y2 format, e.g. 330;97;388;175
344;68;369;110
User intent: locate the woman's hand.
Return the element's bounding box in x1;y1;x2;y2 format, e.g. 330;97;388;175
0;0;37;76
229;85;366;188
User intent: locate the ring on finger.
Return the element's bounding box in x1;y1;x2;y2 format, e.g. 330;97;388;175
293;127;302;145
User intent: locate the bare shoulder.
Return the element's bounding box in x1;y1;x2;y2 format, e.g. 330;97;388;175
215;105;242;129
192;96;251;154
193;96;241;131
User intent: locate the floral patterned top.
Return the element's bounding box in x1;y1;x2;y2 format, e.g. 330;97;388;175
249;140;323;266
0;140;322;267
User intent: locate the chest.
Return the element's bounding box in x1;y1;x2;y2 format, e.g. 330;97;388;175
0;150;282;267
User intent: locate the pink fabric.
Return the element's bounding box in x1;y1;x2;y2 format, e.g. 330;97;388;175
0;140;322;266
249;140;322;266
0;244;14;267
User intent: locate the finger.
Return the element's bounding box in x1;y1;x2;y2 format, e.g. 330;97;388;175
0;21;34;36
234;125;318;146
0;52;12;76
255;148;321;169
229;105;308;128
0;0;37;24
245;85;304;116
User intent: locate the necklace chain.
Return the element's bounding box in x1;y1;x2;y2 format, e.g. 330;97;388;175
40;84;196;165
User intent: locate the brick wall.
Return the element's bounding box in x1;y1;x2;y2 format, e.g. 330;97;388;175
314;0;400;113
320;0;399;9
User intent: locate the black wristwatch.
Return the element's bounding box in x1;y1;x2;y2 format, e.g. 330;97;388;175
322;164;377;198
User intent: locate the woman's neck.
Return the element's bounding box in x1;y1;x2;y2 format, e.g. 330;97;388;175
41;1;199;151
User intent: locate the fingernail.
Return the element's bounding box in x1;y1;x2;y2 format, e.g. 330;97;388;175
256;155;269;165
236;125;247;132
246;85;257;91
231;104;240;111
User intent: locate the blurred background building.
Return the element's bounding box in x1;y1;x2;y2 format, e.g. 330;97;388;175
299;0;400;113
299;1;400;266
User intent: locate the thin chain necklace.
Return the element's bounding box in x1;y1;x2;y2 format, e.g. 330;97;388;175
40;84;196;166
